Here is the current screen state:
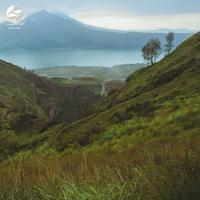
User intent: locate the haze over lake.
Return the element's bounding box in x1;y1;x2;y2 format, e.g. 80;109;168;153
0;49;143;69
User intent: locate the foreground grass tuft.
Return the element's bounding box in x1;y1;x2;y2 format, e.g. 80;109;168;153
0;136;200;200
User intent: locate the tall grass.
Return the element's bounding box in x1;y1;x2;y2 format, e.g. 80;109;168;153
0;136;200;200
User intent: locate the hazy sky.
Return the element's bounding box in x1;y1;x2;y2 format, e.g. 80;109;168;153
0;0;200;31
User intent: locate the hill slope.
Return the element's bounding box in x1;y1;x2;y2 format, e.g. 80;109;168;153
35;64;146;81
0;61;100;134
0;31;200;200
49;31;200;151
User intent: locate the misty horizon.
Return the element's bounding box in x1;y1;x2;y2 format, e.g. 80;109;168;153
0;0;200;31
0;9;197;33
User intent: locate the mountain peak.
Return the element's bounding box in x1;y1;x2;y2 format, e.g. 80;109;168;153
33;9;51;15
25;10;56;21
0;9;191;51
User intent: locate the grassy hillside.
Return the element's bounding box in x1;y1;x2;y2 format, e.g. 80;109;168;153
49;31;200;151
1;32;200;199
34;64;146;81
0;60;101;134
0;61;50;133
1;136;200;200
50;77;125;96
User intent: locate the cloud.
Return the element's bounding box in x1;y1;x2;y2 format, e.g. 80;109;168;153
0;0;199;30
0;13;7;22
74;13;200;31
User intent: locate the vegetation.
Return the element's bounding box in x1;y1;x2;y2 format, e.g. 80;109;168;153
34;64;146;81
50;77;124;96
165;32;175;56
142;38;161;65
142;32;175;65
0;32;200;199
0;61;101;134
0;136;200;200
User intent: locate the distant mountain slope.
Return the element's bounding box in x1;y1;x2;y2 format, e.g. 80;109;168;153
49;32;200;151
0;10;191;50
35;64;146;81
50;77;125;96
0;60;100;133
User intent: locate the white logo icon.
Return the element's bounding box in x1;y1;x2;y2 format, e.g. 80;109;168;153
7;6;23;22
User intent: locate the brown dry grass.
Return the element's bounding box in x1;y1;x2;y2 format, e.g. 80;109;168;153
0;136;200;200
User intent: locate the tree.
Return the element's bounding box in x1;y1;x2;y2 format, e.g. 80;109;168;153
165;32;175;56
142;38;161;65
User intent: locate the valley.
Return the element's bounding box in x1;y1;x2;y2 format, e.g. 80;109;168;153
35;64;146;81
0;60;102;134
0;31;200;199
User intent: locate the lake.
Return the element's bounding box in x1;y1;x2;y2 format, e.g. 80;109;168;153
0;49;143;69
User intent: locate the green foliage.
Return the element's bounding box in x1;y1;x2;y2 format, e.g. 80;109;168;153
142;38;161;65
34;64;146;81
50;77;103;95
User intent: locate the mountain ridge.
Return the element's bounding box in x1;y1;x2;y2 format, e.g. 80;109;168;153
0;10;192;50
